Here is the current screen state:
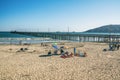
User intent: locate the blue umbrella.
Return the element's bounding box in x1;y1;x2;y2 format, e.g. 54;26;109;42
52;45;59;50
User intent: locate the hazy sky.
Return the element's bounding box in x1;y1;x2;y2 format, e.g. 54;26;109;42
0;0;120;32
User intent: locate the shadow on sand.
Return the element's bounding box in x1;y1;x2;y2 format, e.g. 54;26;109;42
39;54;61;57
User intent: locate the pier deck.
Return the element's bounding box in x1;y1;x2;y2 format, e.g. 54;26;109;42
11;31;120;42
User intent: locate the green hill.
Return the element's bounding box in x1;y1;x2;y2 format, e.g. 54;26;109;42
85;25;120;33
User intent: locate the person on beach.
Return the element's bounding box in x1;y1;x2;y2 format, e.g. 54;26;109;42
41;43;43;46
74;47;76;55
74;50;85;57
64;51;69;56
60;51;73;58
48;50;52;56
117;44;120;50
54;49;58;54
84;52;87;57
109;43;113;50
60;49;64;55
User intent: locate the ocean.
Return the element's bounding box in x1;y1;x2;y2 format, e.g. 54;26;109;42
0;32;59;44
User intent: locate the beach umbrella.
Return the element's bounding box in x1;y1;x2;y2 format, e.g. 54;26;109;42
52;44;59;49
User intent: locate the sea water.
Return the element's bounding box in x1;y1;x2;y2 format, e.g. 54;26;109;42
0;32;59;44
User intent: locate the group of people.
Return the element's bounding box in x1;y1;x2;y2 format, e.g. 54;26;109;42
60;49;74;58
109;43;120;51
47;47;87;58
60;48;87;58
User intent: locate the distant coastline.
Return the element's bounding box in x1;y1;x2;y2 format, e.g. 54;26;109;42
85;24;120;33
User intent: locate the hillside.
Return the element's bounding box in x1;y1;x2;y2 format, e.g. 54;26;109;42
85;25;120;33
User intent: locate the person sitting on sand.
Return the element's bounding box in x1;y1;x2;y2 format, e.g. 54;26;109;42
60;51;68;58
54;49;58;54
60;49;64;54
48;50;52;56
64;51;69;56
84;52;87;57
60;51;73;58
68;53;73;57
74;53;79;56
78;52;87;57
74;52;87;57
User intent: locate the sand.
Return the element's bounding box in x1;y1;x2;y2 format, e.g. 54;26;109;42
0;42;120;80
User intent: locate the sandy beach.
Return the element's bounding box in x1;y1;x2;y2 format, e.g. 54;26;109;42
0;42;120;80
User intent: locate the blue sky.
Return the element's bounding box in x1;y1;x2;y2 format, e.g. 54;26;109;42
0;0;120;32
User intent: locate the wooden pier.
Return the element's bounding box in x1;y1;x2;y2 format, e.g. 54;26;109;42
11;31;120;42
